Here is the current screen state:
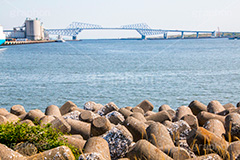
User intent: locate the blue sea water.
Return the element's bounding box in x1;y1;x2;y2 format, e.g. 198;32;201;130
0;39;240;112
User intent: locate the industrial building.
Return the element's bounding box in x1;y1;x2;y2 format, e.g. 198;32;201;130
7;18;45;40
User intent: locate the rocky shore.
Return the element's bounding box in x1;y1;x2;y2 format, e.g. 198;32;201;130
0;100;240;160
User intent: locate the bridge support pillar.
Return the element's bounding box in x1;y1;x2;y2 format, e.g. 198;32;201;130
164;32;168;39
232;33;235;37
141;35;146;40
212;31;216;38
72;36;77;40
196;32;199;38
181;31;184;39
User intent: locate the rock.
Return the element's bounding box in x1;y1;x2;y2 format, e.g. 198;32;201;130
10;105;26;116
91;116;112;137
118;108;132;119
50;116;71;133
63;110;81;120
39;115;55;127
97;102;119;116
84;101;103;112
102;125;133;159
124;116;148;142
223;103;236;110
175;106;193;121
181;114;198;129
187;127;228;157
106;111;125;125
5;113;20;123
188;100;207;116
203;119;225;138
166;120;191;142
45;105;61;117
62;135;86;151
129;112;146;122
18;113;27;120
159;104;172;111
145;110;172;123
66;118;91;139
225;113;240;141
0;115;10;124
14;142;37;156
135;100;154;113
228;141;240;160
127;139;172;160
83;137;111;160
131;107;144;115
197;111;225;126
78;152;105;160
0;143;26;160
24;109;45;123
60;101;78;115
207;100;225;114
27;146;75;160
19;119;35;126
186;153;222;160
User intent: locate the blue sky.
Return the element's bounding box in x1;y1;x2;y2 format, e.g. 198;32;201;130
1;0;240;38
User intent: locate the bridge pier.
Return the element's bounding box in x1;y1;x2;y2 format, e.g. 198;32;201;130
72;36;77;40
181;31;184;39
163;32;168;39
196;32;199;38
141;35;146;40
212;31;216;38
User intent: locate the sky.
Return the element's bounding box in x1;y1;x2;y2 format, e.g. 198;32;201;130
1;0;240;39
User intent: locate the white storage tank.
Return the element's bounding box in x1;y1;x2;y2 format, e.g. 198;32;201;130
25;18;44;40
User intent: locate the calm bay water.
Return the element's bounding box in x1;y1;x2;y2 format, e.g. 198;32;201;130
0;39;240;112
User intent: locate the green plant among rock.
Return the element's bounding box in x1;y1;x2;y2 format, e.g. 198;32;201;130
0;122;81;159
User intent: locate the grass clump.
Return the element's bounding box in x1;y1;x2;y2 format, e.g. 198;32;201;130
0;122;81;159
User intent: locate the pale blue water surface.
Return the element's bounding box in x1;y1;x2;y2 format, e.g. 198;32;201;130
0;39;240;112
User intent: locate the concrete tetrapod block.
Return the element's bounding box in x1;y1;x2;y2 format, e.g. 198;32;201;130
90;116;112;137
4;113;20;123
118;108;133;119
144;110;155;117
127;139;172;160
159;104;172;112
175;106;193;121
129;112;146;122
84;101;103;112
227;141;240;160
166;109;176;120
97;102;119;116
62;135;86;151
0;143;26;160
186;153;222;160
10;105;26;116
188;100;207;116
39;115;55;127
45;105;61;117
0;108;10;116
223;103;236;110
27;146;75;160
50;116;71;134
131;106;144;115
102;124;133;159
66;118;91;139
203;119;225;138
135;99;154;113
78;152;105;160
82;137;111;160
19;119;35;126
124;116;148;142
79;110;95;123
225;113;240;141
207;100;225;114
187;127;229;157
24;109;45;123
145;110;172;123
63;110;81;120
60;101;78;115
106;111;125;125
197;111;225;126
181;114;199;129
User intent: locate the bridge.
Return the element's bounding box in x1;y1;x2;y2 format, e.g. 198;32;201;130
45;22;218;40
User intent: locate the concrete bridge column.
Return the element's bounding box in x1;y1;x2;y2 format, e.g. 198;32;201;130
232;33;235;37
164;32;168;39
212;31;216;37
181;31;184;39
141;35;146;40
221;33;224;37
196;32;199;38
72;36;77;40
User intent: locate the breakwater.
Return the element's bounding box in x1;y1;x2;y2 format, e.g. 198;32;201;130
0;99;239;159
2;40;56;45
